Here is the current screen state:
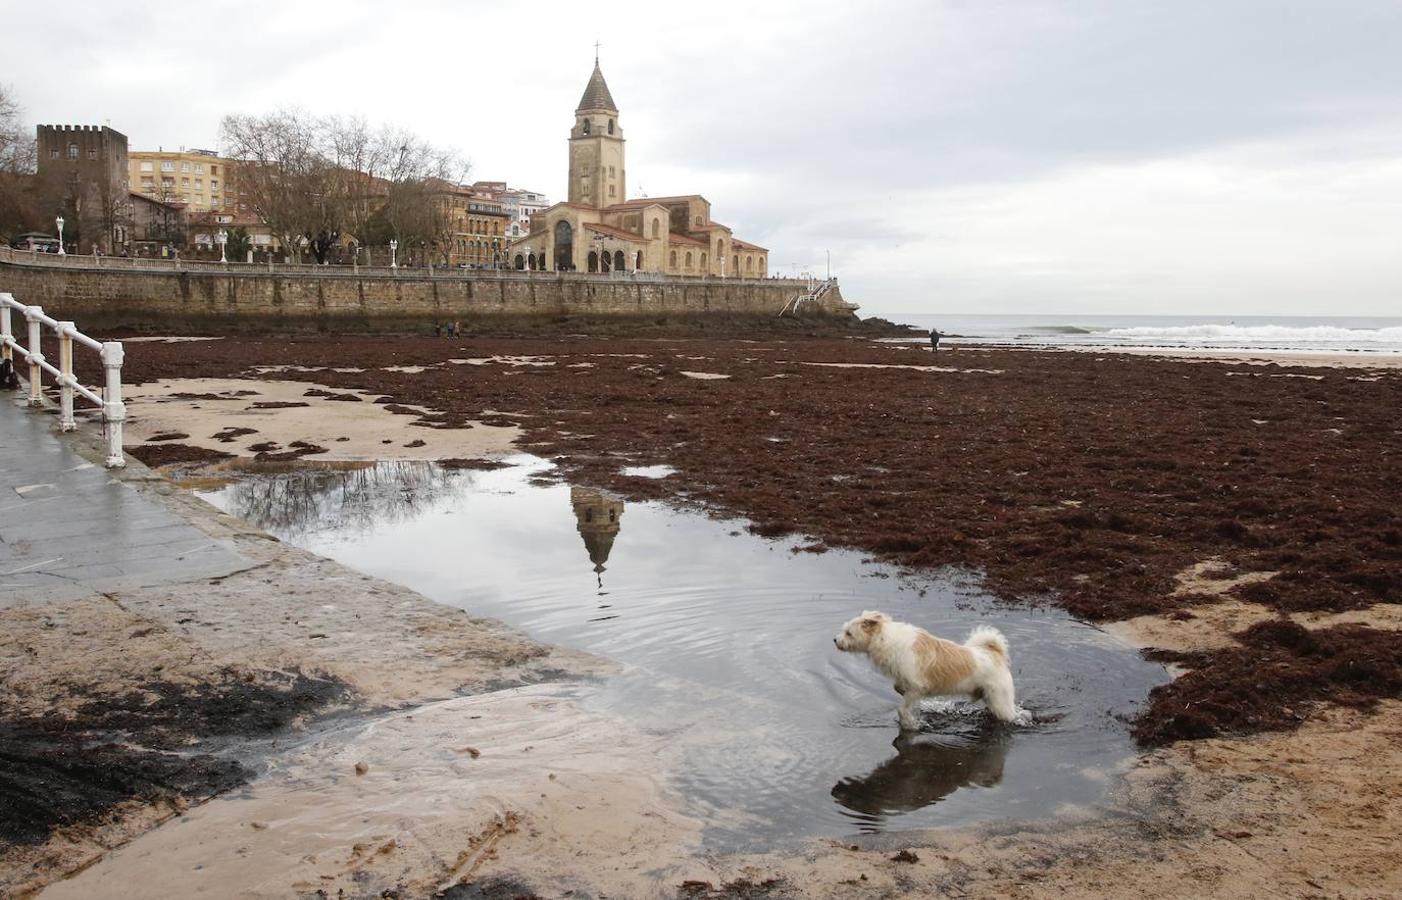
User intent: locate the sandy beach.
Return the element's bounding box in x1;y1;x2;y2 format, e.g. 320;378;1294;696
5;334;1399;897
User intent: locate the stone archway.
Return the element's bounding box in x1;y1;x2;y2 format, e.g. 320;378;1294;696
514;254;525;270
588;250;599;273
613;250;625;272
554;220;573;271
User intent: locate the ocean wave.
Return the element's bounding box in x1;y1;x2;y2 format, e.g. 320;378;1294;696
1027;325;1097;335
1102;324;1402;345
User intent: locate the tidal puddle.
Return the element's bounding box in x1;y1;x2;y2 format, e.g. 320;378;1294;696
200;457;1168;849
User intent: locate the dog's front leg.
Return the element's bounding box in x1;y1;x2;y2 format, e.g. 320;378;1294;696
897;693;922;731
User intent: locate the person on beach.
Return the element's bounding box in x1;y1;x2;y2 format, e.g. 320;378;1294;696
929;329;941;352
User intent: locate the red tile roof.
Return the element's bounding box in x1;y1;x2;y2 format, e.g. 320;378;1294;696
584;222;646;242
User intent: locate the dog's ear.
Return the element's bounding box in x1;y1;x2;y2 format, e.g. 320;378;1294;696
860;616;882;634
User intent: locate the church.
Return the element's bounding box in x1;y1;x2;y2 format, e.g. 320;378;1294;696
509;61;770;279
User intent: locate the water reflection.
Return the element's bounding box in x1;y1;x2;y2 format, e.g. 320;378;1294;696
217;461;450;541
570;487;624;590
832;730;1010;831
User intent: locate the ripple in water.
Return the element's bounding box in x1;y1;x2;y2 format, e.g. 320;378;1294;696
200;457;1169;849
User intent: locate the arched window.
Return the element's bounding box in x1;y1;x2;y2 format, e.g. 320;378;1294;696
685;251;692;268
614;250;625;271
608;118;615;134
582;118;591;134
669;250;677;268
588;250;599;273
514;254;524;270
694;216;702;227
733;254;740;274
700;252;707;269
635;250;643;270
528;252;536;270
746;255;753;272
651;219;660;239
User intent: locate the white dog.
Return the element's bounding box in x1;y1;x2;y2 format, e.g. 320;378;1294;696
834;610;1017;729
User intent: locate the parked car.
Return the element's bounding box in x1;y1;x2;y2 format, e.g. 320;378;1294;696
10;233;61;253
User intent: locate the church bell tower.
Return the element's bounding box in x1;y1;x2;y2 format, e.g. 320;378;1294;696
568;58;625;208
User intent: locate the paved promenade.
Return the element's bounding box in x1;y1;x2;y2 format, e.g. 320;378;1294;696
0;397;247;604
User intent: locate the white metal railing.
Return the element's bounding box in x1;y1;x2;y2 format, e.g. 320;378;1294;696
0;245;808;289
0;293;126;467
779;277;839;317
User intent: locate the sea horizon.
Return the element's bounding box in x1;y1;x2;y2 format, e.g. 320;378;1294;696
882;312;1402;354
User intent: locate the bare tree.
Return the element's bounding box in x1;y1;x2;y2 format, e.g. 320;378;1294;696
221;109;468;263
0;83;40;240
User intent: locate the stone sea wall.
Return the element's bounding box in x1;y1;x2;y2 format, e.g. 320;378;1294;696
0;253;853;331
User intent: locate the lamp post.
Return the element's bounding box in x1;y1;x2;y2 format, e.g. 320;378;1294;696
56;216;65;255
389;238;398;269
217;229;228;264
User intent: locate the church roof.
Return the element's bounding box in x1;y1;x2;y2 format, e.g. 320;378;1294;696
576;63;618;112
731;237;769;252
584;223;647;242
606;194;707;210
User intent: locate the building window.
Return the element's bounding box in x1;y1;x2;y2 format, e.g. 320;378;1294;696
700;252;707;268
685;251;692;268
161;161;174;172
608;118;614;134
652;219;660;239
140;161;153;172
608;166;615;177
695;216;703;226
582;119;591;134
87;148;97;159
211;164;218;176
67;143;78;159
194;164;204;174
181;162;190;173
669;250;677;267
49;149;58;159
608;185;616;197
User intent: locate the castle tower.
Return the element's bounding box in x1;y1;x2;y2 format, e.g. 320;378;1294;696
568;60;625;208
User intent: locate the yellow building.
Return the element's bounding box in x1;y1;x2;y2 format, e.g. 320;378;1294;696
432;181;511;267
510;61;769;277
129;148;234;213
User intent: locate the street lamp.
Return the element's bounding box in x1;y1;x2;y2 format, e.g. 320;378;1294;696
56;216;65;255
389;238;399;269
217;229;228;264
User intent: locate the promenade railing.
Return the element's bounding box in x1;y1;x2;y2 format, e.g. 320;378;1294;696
0;245;815;290
0;293;126;467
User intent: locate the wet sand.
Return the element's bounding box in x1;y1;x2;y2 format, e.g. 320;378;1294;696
7;334;1399;897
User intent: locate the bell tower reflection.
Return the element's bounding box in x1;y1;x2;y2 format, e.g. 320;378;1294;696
570;486;624;588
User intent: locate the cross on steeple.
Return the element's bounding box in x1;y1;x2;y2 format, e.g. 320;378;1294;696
594;40;601;64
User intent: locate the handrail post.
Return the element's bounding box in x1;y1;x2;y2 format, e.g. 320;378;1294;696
57;321;76;431
0;302;12;367
24;305;44;407
100;341;126;468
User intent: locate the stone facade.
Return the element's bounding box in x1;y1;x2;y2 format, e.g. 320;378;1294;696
35;125;131;252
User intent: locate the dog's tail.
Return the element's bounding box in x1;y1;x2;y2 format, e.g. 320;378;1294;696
965;625;1010;665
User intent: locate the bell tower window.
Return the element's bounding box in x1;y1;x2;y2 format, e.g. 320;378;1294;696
582;119;591;135
608;118;615;135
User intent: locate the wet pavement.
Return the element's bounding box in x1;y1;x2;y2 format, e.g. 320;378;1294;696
0;399;246;604
202;457;1172;849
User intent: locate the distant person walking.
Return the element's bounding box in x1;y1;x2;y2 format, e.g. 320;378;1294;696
929;328;942;352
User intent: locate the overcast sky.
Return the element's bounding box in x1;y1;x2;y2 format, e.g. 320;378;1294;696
5;0;1400;317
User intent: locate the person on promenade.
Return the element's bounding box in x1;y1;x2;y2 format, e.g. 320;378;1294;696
433;322;442;338
929;328;942;352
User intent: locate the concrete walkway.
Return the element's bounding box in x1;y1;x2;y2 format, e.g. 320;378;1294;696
0;397;247;603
